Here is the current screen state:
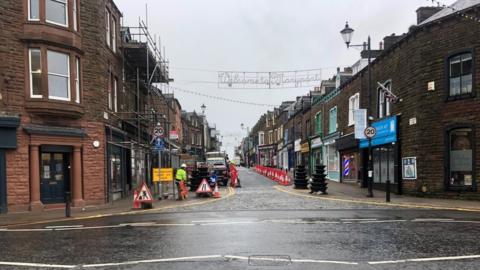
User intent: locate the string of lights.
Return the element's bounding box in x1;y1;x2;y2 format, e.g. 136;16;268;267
427;0;480;23
167;85;277;107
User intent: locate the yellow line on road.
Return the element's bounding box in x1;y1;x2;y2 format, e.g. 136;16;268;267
274;186;480;212
5;187;236;228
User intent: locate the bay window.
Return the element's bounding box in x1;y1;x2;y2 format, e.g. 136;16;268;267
28;0;40;21
47;50;70;101
46;0;68;27
29;49;42;98
28;48;81;103
75;57;80;103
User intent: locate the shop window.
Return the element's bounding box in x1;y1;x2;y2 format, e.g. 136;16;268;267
373;147;395;184
329;107;337;134
448;128;474;189
29;49;42;98
326;145;339;180
28;0;40;21
46;0;68;27
47;50;70;101
348;93;360;126
342;154;359;181
448;52;473;98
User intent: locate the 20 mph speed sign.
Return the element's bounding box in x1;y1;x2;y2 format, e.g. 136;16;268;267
364;127;377;139
154;126;164;138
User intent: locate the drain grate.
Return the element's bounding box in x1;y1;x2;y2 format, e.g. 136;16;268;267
248;255;292;266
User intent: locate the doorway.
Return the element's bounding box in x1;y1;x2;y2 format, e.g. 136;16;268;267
40;152;71;204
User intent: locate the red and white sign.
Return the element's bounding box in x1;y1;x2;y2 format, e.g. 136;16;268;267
169;130;179;140
135;182;153;203
196;179;212;193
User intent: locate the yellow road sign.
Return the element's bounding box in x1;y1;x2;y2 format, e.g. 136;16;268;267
153;168;174;182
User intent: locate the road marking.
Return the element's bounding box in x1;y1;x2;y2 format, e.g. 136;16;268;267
0;261;75;268
368;254;480;264
291;259;358;265
119;222;157;227
358;219;407;224
45;225;84;229
200;221;257;226
412;218;454;222
274;185;480;212
191;219;229;223
82;255;224;268
341;218;377;221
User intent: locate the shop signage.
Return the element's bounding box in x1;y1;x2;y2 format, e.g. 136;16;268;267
169;130;179;140
402;157;417;180
294;139;301;152
354;109;367;139
311;137;323;149
301;142;309;153
360;116;397;149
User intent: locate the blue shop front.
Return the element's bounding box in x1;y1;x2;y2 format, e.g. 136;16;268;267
359;116;401;194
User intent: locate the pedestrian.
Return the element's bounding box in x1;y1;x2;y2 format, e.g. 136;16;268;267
175;164;187;201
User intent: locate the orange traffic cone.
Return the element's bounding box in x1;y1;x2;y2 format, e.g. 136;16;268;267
213;183;221;198
132;189;141;209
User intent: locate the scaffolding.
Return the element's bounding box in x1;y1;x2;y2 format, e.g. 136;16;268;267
105;17;175;197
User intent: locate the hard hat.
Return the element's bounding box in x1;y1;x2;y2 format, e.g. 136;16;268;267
181;163;187;168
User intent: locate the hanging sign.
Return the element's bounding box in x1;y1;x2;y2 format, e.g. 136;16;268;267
169;130;179;140
218;69;322;89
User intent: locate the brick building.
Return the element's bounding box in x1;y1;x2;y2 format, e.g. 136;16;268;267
0;0;180;213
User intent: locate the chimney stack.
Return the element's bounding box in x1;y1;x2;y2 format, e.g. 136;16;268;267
416;6;443;24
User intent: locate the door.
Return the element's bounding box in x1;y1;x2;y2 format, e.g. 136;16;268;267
40;153;70;204
0;150;6;214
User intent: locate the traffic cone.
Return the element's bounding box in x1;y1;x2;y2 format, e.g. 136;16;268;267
132;189;141;209
213;183;221;198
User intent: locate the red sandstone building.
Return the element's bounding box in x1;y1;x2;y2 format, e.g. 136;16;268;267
0;0;173;213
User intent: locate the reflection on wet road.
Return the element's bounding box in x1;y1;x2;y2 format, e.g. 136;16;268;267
1;168;480;270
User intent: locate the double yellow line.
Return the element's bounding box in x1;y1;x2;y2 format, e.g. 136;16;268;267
274;185;480;212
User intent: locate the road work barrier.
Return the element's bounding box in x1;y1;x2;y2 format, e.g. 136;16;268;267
254;166;292;186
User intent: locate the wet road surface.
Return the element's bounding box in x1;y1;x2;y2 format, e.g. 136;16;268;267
1;167;480;269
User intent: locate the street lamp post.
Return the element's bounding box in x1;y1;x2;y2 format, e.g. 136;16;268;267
241;123;250;168
340;21;374;198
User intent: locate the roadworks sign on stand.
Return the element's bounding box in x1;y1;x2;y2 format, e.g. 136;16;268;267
196;179;212;194
133;182;153;209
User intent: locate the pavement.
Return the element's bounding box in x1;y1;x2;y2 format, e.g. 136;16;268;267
0;184;234;228
274;177;480;212
0;168;480;269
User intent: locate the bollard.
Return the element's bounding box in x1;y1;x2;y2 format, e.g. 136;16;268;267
65;191;71;218
386;179;391;202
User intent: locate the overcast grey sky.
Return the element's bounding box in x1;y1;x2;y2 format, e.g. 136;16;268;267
114;0;456;157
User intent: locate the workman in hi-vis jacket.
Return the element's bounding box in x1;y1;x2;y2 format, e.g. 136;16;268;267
175;164;188;200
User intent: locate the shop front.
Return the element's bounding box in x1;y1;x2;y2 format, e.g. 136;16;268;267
300;141;310;175
309;136;323;175
106;127;130;201
323;133;340;182
0;116;20;214
337;133;361;184
24;124;86;210
294;139;301;166
359;116;400;193
258;145;275;167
